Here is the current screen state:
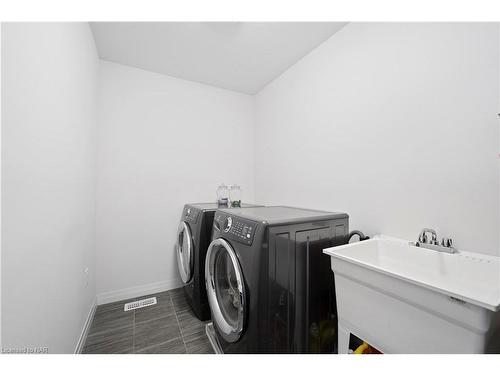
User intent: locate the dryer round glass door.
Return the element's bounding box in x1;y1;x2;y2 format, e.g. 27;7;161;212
176;221;193;283
205;238;246;343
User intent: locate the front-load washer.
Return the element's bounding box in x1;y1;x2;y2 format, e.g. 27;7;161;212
176;203;262;321
205;206;349;353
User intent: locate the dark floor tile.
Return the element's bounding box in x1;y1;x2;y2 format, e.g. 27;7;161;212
83;288;214;354
170;288;190;312
134;314;182;351
172;300;190;313
88;307;133;336
175;303;199;320
182;323;208;344
135;337;187;354
172;299;191;313
135;293;175;324
177;308;207;343
176;307;202;327
186;335;214;354
83;326;133;354
175;298;196;314
168;287;184;297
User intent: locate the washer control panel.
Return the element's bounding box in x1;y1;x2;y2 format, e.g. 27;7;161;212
183;206;199;224
215;213;257;245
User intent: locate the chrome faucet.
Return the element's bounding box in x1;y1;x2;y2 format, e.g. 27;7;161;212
414;228;456;254
418;228;438;245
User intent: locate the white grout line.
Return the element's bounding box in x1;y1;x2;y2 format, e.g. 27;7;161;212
170;293;189;354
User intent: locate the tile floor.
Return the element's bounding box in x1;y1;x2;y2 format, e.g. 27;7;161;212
82;288;214;354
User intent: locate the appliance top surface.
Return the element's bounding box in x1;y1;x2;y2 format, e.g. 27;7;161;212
219;206;348;225
188;202;262;211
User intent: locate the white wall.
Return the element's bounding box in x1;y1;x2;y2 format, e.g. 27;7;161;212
1;23;98;353
255;23;499;255
96;61;255;300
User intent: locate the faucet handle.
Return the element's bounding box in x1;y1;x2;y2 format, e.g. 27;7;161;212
418;232;427;243
419;228;438;244
441;237;453;248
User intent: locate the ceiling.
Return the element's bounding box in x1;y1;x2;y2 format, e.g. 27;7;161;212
90;22;347;94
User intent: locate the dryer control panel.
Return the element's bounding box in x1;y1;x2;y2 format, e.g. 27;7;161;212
183;206;199;224
215;213;257;246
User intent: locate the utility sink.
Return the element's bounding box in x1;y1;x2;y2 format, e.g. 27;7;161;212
323;236;500;353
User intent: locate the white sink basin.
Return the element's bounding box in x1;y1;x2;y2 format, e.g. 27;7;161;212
324;236;500;353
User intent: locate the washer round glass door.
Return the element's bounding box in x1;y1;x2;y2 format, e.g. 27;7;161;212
205;238;246;343
176;221;193;283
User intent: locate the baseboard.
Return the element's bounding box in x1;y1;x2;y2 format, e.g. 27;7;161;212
75;297;97;354
96;278;183;306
